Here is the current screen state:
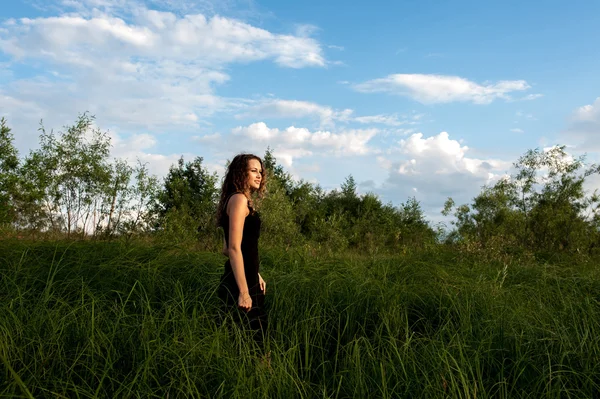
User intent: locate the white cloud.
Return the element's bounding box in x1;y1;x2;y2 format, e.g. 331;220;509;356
193;132;222;143
354;114;406;126
236;99;352;127
0;90;51;152
191;122;379;168
378;131;511;207
0;92;45;119
48;0;267;24
0;3;327;150
232;122;378;160
563;97;600;151
109;128;230;178
520;93;543;101
1;68;228;139
0;11;325;68
510;128;524;133
354;74;531;104
516;111;536;120
354;112;423;127
573;97;600;122
237;99;423;128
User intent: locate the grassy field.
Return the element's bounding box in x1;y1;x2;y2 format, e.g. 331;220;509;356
1;240;599;398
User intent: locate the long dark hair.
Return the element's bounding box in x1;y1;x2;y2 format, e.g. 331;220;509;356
216;153;266;227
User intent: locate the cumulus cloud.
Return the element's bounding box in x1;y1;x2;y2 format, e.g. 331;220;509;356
0;92;45;120
0;10;325;68
0;66;228;148
377;131;511;208
354;74;531;104
63;0;263;20
108;128;226;178
563;97;600;151
0;90;60;151
193;122;379;168
233;122;378;158
573;97;600;122
109;131;174;175
0;2;327;151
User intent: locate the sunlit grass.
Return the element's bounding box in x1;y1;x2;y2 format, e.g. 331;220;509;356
1;240;599;398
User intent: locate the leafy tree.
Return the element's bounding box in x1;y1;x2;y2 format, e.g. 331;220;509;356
347;192;383;253
396;197;436;246
0;118;19;225
445;145;600;253
17;114;113;236
13;150;52;231
263;147;294;197
12;113;158;238
340;175;361;219
341;175;357;198
258;149;301;248
522;147;599;251
120;161;160;239
288;179;323;236
456;179;523;247
156;156;219;243
94;158;134;238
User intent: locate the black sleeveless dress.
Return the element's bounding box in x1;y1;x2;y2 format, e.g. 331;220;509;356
217;195;267;344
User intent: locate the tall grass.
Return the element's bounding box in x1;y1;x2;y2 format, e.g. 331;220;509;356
1;240;599;398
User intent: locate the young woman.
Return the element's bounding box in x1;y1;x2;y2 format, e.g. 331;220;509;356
216;153;268;349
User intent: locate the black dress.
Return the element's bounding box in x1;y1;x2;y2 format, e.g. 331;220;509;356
218;195;267;347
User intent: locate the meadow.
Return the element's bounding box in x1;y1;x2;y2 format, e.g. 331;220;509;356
1;239;599;398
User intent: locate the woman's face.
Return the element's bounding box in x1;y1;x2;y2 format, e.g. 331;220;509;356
246;158;263;192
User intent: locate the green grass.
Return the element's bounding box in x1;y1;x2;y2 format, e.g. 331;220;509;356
1;240;599;398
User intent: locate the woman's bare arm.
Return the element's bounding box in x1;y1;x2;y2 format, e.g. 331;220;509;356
227;193;252;311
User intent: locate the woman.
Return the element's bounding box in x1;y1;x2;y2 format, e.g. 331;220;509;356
216;153;268;350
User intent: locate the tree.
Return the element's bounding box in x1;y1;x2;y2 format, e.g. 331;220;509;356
522;147;599;251
288;179;322;235
156;156;219;242
12;113;156;238
17;114;113;236
0;118;19;224
445;145;600;252
341;175;357;198
263;147;294;197
118;160;160;240
95;158;134;238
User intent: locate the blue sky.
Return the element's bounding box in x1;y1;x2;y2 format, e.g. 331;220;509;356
1;0;599;218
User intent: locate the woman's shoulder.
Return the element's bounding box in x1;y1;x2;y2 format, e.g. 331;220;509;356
226;193;250;214
228;192;248;204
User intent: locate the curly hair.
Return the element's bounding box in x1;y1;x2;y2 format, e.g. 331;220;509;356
216;153;267;227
